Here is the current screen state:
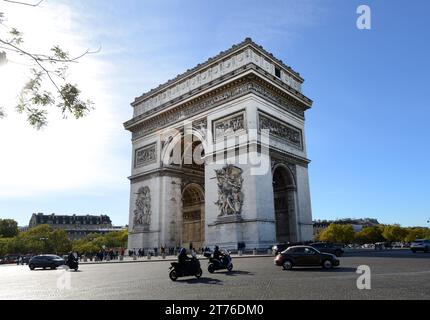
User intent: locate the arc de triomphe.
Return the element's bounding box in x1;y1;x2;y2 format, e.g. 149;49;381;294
124;38;313;251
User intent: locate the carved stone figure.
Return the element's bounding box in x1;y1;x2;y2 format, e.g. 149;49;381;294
214;164;244;216
133;186;151;230
214;113;245;139
259;114;302;148
135;144;157;167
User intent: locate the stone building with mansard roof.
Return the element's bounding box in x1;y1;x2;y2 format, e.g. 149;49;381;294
28;213;122;240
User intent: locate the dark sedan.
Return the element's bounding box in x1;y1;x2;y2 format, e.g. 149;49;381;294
310;242;344;257
28;255;65;270
274;245;340;270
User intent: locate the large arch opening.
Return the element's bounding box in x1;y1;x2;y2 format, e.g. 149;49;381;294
163;131;206;251
182;184;205;251
272;165;296;243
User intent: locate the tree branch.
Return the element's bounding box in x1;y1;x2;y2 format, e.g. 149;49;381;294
3;0;44;7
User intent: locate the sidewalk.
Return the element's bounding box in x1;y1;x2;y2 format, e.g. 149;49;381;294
79;252;274;265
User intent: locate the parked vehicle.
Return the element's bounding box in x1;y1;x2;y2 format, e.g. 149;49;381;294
207;250;233;273
374;242;392;250
310;242;344;257
169;256;202;281
28;255;65;270
0;254;20;264
410;239;430;253
274;245;340;270
272;242;304;255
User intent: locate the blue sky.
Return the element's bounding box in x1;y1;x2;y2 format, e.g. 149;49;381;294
0;0;429;227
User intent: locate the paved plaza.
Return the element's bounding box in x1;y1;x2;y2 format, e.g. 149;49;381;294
0;250;429;300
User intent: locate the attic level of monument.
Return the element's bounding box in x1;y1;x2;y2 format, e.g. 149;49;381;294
126;38;313;128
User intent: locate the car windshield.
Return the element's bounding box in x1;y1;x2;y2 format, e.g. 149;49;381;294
43;255;61;259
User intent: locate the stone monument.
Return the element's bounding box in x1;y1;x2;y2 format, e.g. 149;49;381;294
124;38;314;251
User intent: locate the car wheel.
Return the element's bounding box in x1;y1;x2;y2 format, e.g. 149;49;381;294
50;264;56;270
282;260;293;270
195;268;202;279
29;264;35;270
169;270;178;281
322;260;333;269
227;264;233;272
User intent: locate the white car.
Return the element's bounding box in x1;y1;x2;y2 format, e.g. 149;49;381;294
410;239;430;253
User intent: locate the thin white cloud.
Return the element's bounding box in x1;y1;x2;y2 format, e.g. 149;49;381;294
0;1;129;199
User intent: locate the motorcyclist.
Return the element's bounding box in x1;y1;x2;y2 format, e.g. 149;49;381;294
67;251;78;268
213;245;223;264
177;248;190;268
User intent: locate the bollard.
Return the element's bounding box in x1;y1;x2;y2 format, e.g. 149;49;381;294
162;253;166;259
120;255;124;261
83;256;88;262
147;253;151;260
267;249;272;255
238;250;242;256
133;255;137;261
253;249;257;255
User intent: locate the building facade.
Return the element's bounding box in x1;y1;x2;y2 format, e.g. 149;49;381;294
28;213;121;240
124;38;314;251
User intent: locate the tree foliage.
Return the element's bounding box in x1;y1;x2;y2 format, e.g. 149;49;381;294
381;224;408;242
0;0;95;129
72;229;128;255
316;223;430;245
0;224;71;255
354;226;385;244
317;224;355;244
0;218;18;238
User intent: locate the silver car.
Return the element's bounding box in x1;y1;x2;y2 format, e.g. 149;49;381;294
410;239;430;253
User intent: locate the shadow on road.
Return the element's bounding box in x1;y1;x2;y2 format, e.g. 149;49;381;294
176;277;223;285
344;251;430;259
216;270;254;276
288;267;357;273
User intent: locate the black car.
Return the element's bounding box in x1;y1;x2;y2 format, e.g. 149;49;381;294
274;245;340;270
272;242;305;255
28;255;65;270
310;242;344;257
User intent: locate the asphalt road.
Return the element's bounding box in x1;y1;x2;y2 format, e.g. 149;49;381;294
1;250;429;300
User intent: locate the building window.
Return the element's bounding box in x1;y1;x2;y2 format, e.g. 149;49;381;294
275;67;281;78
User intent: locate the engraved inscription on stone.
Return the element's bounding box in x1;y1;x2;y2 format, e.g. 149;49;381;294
134;143;157;168
259;113;302;149
213;112;245;140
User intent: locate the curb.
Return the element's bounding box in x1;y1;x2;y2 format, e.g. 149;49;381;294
79;254;274;265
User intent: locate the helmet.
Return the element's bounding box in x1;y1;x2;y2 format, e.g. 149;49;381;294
214;245;219;250
180;248;186;255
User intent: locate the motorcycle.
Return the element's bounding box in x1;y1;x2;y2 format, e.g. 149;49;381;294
169;255;202;281
66;258;79;271
207;250;233;273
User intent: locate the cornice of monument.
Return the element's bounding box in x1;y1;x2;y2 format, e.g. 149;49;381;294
124;66;312;137
130;38;307;110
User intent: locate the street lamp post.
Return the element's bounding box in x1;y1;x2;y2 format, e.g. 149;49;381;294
39;237;48;254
